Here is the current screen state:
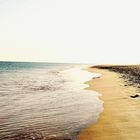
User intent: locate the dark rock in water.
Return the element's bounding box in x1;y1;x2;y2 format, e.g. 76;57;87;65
92;77;100;79
130;94;139;98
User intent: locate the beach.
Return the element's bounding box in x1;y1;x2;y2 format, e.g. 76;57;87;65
1;62;140;140
78;66;140;140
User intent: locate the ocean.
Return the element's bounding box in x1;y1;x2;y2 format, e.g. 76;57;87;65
0;62;103;140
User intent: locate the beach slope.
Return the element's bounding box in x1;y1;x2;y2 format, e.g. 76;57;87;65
78;66;140;140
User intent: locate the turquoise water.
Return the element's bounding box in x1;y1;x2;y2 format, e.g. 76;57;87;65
0;62;103;140
0;61;71;71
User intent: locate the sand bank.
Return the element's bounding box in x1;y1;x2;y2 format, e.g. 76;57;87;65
78;67;140;140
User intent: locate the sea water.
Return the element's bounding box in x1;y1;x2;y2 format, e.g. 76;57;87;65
0;62;103;140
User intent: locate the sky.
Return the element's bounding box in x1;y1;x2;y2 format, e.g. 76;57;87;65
0;0;140;64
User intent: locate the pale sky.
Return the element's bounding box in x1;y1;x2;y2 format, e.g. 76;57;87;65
0;0;140;64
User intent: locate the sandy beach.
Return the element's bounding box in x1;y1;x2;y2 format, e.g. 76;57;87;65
78;66;140;140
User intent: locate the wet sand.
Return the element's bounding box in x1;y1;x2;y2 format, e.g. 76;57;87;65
78;67;140;140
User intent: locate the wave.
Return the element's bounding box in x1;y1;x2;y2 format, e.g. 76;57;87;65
0;65;103;140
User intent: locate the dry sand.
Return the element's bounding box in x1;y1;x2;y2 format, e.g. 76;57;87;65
78;67;140;140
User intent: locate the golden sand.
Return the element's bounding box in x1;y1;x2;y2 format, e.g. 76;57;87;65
78;68;140;140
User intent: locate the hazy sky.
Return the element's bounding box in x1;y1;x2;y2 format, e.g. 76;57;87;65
0;0;140;64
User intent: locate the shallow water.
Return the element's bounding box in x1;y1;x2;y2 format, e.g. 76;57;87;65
0;62;103;140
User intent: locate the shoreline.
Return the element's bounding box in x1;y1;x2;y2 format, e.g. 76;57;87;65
78;67;140;140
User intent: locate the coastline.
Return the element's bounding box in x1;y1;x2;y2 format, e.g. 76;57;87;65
78;67;140;140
